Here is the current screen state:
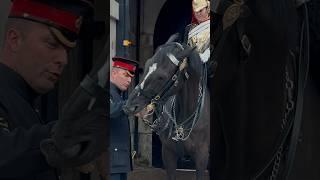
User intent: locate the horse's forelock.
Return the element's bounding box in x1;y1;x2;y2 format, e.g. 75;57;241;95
139;42;186;91
153;42;202;75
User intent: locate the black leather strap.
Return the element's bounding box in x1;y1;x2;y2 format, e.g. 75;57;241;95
284;3;310;179
80;75;100;96
253;4;310;179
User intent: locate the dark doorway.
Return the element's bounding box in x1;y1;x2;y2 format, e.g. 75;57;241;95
153;0;192;48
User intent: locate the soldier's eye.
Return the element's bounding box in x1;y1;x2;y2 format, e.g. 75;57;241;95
46;41;59;49
122;72;129;77
44;37;60;49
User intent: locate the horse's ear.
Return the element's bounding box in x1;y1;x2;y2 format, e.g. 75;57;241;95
165;33;180;44
176;46;196;60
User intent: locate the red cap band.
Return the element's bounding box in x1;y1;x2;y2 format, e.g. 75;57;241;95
112;61;136;72
10;0;81;33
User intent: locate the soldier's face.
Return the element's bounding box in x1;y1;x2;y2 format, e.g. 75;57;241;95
111;68;133;91
16;22;68;94
194;7;210;23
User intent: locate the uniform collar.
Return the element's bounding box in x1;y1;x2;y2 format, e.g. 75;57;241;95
110;82;128;98
0;63;39;104
110;82;121;94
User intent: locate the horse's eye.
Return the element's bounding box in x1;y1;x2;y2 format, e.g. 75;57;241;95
158;76;165;81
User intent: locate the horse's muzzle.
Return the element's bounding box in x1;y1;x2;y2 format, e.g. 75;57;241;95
122;104;137;115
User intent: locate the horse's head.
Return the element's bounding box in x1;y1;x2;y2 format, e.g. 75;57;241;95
124;34;196;116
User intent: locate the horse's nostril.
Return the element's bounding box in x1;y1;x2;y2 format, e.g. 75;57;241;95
123;105;138;114
129;106;137;113
123;105;134;114
130;106;137;112
123;105;129;113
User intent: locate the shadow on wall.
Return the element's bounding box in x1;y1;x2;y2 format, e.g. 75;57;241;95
0;0;11;46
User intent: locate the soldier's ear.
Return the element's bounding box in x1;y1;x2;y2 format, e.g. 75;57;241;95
6;28;23;53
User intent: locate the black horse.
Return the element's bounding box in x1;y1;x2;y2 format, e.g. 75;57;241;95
210;0;320;179
124;35;210;180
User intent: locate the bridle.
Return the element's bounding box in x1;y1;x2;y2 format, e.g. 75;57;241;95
135;42;207;141
136;43;190;107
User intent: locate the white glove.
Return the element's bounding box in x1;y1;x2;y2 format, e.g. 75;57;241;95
200;48;210;63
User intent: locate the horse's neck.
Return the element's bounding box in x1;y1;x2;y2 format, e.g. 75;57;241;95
175;67;201;122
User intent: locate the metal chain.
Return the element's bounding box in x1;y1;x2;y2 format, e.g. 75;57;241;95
143;63;207;141
172;96;177;125
269;66;295;180
149;97;176;134
172;64;207;141
172;81;205;141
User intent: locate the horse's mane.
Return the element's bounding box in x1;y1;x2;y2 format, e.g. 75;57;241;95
188;49;204;77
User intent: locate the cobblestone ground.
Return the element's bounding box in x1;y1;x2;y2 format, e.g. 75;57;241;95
128;168;210;180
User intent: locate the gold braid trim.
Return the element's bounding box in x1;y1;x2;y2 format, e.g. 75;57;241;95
50;27;76;48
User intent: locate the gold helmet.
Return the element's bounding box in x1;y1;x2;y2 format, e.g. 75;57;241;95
192;0;210;12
